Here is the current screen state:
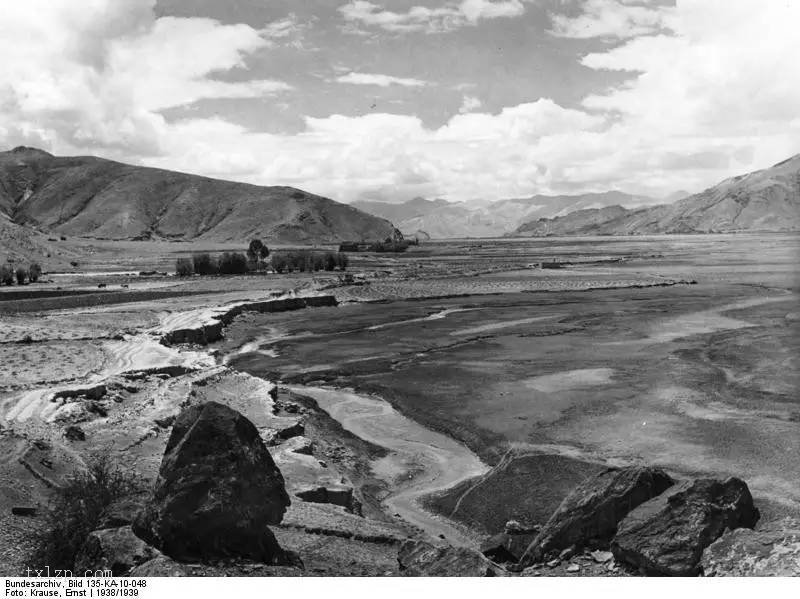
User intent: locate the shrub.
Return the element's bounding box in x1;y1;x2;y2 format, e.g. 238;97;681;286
0;264;14;285
175;258;194;277
29;455;142;572
218;252;248;275
15;267;27;285
28;262;42;283
192;253;217;276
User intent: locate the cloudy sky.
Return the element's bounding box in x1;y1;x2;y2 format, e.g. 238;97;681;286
1;1;799;204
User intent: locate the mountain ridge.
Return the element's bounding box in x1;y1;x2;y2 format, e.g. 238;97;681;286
353;191;659;239
0;147;400;244
513;155;800;236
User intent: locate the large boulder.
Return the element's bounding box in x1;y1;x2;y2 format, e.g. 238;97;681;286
75;526;160;576
133;402;292;563
611;477;759;576
701;517;800;576
398;539;503;577
519;466;674;566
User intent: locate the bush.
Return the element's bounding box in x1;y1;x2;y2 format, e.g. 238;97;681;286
0;264;14;285
15;267;27;285
28;262;42;283
30;455;142;572
175;258;194;277
192;253;218;276
218;252;248;275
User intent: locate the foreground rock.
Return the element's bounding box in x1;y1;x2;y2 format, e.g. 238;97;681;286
611;478;759;576
398;539;502;576
519;466;674;566
75;526;160;576
701;517;800;576
133;402;292;564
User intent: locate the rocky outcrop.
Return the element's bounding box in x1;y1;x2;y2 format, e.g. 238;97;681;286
160;295;338;346
133;402;292;564
398;539;503;576
519;466;674;566
52;384;107;402
701;517;800;576
75;526;160;576
611;478;759;576
295;485;361;515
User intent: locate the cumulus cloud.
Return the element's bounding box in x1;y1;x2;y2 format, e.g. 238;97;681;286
335;72;428;87
338;0;528;34
0;0;290;156
2;0;799;206
459;95;482;113
549;0;673;39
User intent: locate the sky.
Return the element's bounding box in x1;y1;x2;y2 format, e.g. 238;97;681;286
1;0;799;204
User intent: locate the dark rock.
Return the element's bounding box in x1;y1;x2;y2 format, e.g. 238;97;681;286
153;415;176;429
295;485;361;515
75;526;160;576
133;402;292;563
64;425;86;441
11;506;38;517
53;385;107;402
701;517;800;576
520;466;674;566
611;477;759;576
481;532;538;563
97;498;146;529
398;539;502;576
276;420;305;441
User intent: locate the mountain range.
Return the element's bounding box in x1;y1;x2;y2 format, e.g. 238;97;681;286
513;154;800;236
0;147;399;245
353;191;661;239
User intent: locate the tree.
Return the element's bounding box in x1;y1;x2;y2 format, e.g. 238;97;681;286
15;267;27;285
192;253;217;276
218;252;248;275
323;252;337;271
258;244;270;260
175;258;194;277
0;264;13;285
271;253;288;274
336;252;349;271
28;262;42;283
247;239;265;261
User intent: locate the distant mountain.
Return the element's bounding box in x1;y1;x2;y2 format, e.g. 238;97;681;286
513;155;800;236
0;147;400;244
353;191;657;238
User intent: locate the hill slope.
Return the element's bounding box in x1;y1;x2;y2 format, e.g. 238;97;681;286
0;147;400;243
354;191;657;239
515;155;800;236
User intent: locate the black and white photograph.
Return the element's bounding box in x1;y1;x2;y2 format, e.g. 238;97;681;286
0;0;798;590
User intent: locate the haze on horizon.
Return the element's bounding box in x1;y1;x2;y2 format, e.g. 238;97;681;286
1;0;799;206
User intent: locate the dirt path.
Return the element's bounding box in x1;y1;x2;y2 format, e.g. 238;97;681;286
288;385;489;547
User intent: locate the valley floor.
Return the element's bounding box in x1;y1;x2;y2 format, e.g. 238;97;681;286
0;233;797;575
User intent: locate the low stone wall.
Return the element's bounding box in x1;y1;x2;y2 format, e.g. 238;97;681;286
160;295;338;346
